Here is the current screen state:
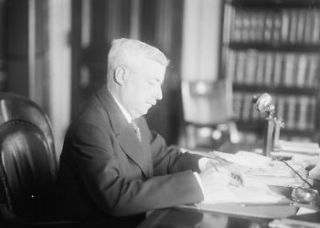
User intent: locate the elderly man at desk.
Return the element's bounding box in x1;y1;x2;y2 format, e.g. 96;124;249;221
57;38;243;227
138;150;320;228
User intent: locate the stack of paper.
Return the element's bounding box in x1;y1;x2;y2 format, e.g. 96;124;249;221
185;149;312;218
189;149;311;205
200;184;286;205
276;140;320;156
212;150;307;187
274;140;320;181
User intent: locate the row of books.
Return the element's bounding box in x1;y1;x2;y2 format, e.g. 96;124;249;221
226;50;319;88
233;92;317;131
226;6;320;44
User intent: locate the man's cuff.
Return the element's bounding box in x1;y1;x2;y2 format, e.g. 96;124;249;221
198;157;211;172
193;172;205;199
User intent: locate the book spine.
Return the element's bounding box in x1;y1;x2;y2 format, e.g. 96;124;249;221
255;52;265;85
281;9;290;43
286;96;296;130
273;53;282;87
246;51;256;85
296;54;308;88
264;52;273;85
297;96;308;130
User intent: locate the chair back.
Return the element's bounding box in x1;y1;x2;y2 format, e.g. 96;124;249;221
0;93;57;220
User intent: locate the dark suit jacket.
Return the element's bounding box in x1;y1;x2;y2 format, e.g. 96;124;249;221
57;86;203;226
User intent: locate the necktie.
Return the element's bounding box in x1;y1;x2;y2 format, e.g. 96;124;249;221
131;120;141;141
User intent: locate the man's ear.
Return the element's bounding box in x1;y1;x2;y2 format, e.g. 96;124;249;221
114;66;128;86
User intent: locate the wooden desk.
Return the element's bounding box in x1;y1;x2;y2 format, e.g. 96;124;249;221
140;141;320;228
138;204;320;228
137;150;320;228
138;207;272;228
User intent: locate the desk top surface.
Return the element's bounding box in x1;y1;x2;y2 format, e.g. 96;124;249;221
138;207;273;228
138;205;320;228
138;141;320;227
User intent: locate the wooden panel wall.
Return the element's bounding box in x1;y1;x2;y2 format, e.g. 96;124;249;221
5;0;50;113
141;0;184;144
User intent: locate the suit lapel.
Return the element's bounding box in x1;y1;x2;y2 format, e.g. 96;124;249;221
96;87;152;178
117;129;152;178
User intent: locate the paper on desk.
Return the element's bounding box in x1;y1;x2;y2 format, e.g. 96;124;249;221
296;207;318;215
309;156;320;180
210;151;306;186
213;151;272;168
197;152;289;205
190;150;307;204
201;184;286;205
278;140;320;155
185;149;306;218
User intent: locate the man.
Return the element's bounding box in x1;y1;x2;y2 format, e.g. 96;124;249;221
57;38;234;227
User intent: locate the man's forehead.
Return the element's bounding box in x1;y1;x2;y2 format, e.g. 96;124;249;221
144;60;166;78
130;56;165;68
130;58;165;74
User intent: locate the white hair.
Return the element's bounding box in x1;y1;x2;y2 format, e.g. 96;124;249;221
107;38;169;75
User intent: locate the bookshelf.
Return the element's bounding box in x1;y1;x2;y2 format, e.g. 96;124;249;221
222;0;320;142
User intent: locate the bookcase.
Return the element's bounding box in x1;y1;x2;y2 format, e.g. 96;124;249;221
222;0;320;142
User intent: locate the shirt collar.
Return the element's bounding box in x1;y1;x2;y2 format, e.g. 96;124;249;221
110;92;133;123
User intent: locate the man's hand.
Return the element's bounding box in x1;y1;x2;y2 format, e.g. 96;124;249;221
199;157;243;187
199;167;230;187
198;157;230;172
200;166;243;188
198;165;244;204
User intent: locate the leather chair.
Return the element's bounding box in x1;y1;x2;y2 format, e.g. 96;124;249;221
0;93;78;227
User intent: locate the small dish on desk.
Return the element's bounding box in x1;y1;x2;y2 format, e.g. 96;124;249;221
269;185;320;206
291;187;319;205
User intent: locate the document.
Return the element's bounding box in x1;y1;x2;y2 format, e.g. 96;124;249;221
198;150;307;187
277;140;320;155
184;149;312;218
190;150;309;203
199;182;286;205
